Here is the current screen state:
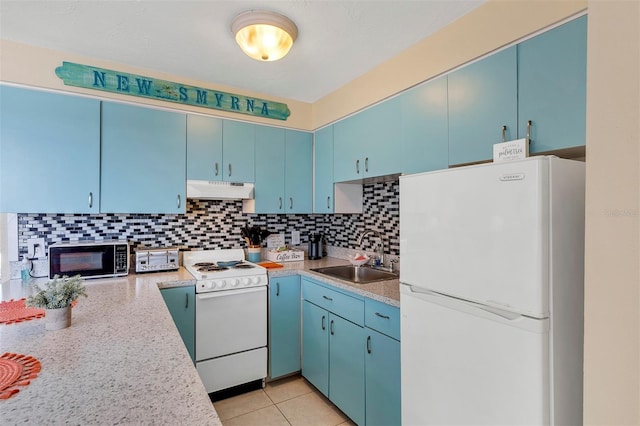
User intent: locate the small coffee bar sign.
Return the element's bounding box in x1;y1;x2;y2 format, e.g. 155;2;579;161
55;61;290;121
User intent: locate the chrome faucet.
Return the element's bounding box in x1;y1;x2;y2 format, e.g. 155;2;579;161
357;230;384;266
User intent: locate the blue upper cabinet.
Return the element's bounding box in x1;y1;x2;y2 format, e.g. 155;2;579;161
284;130;313;213
333;112;364;182
101;102;186;213
314;126;334;213
187;114;223;181
448;46;518;165
222;120;255;182
0;86;101;213
518;16;587;153
334;97;401;182
253;126;286;213
400;76;449;175
249;127;312;214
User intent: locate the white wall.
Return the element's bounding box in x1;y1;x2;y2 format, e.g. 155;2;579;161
583;1;640;424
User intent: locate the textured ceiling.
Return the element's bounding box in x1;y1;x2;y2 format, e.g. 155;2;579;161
0;0;484;103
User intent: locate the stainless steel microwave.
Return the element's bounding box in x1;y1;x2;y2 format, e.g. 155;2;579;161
48;241;129;279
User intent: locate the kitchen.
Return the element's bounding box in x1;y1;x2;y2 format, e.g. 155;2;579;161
0;1;638;425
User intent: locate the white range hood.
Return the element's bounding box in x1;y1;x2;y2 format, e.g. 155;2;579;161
186;180;254;200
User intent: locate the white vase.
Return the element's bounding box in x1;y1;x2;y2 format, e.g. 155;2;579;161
45;306;72;331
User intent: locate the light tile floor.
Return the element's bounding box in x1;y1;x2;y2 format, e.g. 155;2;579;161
213;375;356;426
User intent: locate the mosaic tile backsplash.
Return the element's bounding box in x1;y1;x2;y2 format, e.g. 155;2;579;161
17;181;399;258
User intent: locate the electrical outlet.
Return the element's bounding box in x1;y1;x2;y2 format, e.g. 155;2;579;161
27;237;46;259
291;231;300;245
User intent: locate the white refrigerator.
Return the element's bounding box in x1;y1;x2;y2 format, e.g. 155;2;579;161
399;156;584;425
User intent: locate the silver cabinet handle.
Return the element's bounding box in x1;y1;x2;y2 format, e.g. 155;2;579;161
177;194;181;208
501;125;507;142
321;315;326;330
185;293;189;309
526;120;532;145
365;157;369;173
327;196;331;210
279;197;283;210
330;319;335;335
356;159;360;174
276;282;280;296
228;163;232;177
367;335;372;354
214;162;219;176
88;192;93;209
375;312;390;319
289;197;293;210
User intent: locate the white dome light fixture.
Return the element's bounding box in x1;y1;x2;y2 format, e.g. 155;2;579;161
231;10;298;62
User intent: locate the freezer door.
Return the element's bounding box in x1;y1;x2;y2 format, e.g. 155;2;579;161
400;157;550;317
401;284;550;425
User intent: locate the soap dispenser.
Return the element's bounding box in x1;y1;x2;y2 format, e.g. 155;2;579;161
20;256;31;281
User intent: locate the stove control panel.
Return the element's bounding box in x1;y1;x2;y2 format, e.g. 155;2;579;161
197;274;266;293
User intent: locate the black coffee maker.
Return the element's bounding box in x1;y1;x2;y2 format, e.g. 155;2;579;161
308;233;324;260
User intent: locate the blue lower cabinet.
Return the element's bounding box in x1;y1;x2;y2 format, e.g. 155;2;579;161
365;328;401;426
269;276;301;379
302;277;366;425
329;314;366;426
160;286;195;362
302;300;330;396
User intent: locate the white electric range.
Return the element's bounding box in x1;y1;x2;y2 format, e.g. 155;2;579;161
183;249;268;394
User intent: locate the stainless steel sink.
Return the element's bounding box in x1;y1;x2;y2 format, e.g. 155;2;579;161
310;265;398;284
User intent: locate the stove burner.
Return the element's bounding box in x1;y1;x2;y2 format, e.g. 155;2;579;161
193;262;215;267
233;264;255;269
196;265;229;272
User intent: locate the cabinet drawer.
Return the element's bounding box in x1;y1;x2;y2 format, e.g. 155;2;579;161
302;279;364;326
365;298;400;340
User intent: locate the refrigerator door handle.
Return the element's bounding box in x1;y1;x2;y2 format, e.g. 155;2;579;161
405;285;537;323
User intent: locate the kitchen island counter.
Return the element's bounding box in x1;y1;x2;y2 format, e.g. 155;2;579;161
265;257;400;307
0;268;219;426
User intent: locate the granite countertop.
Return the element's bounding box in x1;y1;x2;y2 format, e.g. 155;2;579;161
0;268;220;426
0;255;397;424
265;257;400;307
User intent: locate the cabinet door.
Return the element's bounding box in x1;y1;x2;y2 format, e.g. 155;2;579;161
401;76;449;174
187;114;223;181
329;314;365;426
101;102;186;213
0;86;100;213
222;120;255;182
314;126;334;213
284;130;313;213
518;16;587;153
366;329;401;426
301;300;330;396
361;97;401;178
254;126;285;213
269;276;301;379
333;113;365;182
448;46;518;165
161;286;195;362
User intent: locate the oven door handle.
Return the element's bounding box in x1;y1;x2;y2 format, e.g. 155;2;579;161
196;287;265;300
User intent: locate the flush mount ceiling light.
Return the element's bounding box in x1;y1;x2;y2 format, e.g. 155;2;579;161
231;10;298;62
